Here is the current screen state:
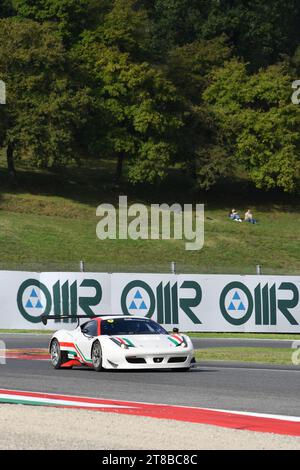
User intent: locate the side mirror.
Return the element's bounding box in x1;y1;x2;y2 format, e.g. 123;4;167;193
173;327;179;334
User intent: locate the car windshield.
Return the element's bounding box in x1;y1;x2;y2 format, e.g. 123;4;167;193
101;318;168;336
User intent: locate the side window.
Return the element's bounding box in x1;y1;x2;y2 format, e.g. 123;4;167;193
81;320;98;337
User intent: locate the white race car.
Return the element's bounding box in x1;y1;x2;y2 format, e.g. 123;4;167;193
43;315;195;372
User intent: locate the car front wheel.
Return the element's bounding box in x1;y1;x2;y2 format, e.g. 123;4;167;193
50;339;63;369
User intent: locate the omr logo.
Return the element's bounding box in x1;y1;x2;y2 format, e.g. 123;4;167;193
220;283;253;326
220;281;299;326
121;280;202;324
17;280;51;323
122;281;155;319
17;278;102;323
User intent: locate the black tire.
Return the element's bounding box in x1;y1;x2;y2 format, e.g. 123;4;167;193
91;341;103;372
50;339;63;369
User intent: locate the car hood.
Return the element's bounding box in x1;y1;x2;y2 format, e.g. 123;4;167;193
108;334;188;349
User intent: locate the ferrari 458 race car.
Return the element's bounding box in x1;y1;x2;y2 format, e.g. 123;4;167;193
43;315;195;371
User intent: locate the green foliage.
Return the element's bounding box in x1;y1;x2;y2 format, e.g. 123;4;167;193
204;60;300;192
12;0;105;43
141;0;300;67
140;0;206;58
75;34;183;183
0;18;91;168
98;0;151;59
0;0;14;16
1;0;300;193
167;35;231;102
166;36;232;190
197;0;300;69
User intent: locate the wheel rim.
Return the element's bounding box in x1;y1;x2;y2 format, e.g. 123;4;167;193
51;341;60;366
92;343;101;368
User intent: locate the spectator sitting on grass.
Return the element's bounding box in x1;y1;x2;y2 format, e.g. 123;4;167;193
229;209;243;222
244;209;257;224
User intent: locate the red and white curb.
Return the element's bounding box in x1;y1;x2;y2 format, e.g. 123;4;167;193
0;389;300;437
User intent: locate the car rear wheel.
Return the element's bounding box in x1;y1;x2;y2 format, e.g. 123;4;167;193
50;339;63;369
50;339;72;369
92;341;103;372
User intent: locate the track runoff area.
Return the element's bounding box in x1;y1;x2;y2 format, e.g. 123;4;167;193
0;335;300;452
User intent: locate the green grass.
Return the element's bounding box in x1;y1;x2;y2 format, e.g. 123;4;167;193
1;330;298;340
0;329;54;334
2;201;300;274
195;347;295;365
1;155;300;274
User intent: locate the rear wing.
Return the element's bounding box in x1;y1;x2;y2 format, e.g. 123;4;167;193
41;314;123;326
41;315;99;326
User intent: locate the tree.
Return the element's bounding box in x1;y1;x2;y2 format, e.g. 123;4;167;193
142;0;300;68
204;59;300;192
0;18;91;181
167;35;230;102
98;0;151;60
75;36;183;183
202;0;300;69
12;0;107;44
0;1;14;17
166;36;232;190
139;0;207;59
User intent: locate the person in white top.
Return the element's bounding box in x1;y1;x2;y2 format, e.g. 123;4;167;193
244;209;257;224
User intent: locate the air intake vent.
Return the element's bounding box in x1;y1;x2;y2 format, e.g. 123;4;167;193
168;357;187;363
126;357;146;364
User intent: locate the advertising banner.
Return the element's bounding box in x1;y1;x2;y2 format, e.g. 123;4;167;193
0;272;110;330
1;271;300;332
111;274;300;333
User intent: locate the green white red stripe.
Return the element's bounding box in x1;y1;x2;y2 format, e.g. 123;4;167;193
110;337;135;348
168;335;185;347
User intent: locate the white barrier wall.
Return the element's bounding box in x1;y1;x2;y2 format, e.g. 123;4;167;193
1;271;300;332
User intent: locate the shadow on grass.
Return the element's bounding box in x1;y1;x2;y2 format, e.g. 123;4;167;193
0;155;300;212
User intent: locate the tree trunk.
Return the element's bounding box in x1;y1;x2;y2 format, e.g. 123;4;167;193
7;142;18;183
115;153;124;182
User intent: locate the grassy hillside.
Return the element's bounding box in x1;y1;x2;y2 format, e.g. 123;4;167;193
1;155;300;274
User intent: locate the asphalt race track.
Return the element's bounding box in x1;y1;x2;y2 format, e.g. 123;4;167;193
1;334;296;350
0;334;299;418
